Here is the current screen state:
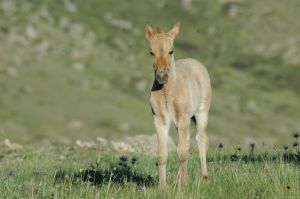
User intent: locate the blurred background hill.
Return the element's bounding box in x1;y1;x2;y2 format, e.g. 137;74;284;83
0;0;299;145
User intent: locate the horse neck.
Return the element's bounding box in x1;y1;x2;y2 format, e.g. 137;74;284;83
164;55;176;90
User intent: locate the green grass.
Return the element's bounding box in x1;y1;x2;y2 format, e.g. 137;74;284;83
1;144;299;198
0;0;299;144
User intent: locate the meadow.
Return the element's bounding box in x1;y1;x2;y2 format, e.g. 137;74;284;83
0;134;299;198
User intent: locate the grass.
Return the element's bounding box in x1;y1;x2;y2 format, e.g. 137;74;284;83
0;1;300;197
1;141;300;198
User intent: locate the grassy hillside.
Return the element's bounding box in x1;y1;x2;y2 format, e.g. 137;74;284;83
0;0;299;144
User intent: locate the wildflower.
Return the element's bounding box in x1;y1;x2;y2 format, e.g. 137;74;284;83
250;143;255;150
119;155;128;162
231;154;238;161
131;157;138;165
8;170;15;177
293;133;299;138
293;142;298;147
218;143;224;149
118;161;125;167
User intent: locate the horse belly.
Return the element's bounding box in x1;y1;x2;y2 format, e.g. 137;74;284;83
188;80;202;115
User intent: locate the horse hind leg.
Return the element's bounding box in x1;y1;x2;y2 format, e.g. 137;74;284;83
195;104;209;179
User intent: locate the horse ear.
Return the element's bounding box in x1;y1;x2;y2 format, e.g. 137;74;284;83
145;23;154;40
168;22;180;39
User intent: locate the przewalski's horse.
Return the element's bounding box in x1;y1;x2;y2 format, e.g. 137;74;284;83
145;22;212;187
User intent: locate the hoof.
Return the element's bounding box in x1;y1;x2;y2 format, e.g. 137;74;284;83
202;175;208;180
158;183;167;189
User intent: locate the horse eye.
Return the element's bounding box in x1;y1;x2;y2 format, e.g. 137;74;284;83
169;50;174;55
150;52;154;56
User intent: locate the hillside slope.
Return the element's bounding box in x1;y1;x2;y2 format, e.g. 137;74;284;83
0;0;299;144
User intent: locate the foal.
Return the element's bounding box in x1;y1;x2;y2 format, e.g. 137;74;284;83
145;22;212;187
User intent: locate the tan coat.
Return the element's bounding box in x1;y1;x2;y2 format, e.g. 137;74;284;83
145;22;212;187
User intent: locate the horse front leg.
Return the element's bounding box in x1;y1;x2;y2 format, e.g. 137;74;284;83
177;117;190;187
154;115;170;187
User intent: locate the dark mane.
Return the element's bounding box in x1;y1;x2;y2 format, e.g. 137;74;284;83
151;77;163;91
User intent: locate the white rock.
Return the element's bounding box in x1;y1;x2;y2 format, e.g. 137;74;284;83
1;0;15;12
110;141;134;153
59;17;71;29
228;5;240;18
35;40;50;53
113;38;129;51
247;100;257;111
181;0;193;10
71;49;82;60
64;0;77;13
104;13;132;30
75;140;96;148
72;62;85;71
127;54;136;64
135;79;148;92
8;31;27;45
124;134;176;156
20;85;33;93
7;67;19;77
207;27;216;35
39;6;51;19
96;137;108;146
100;80;110;90
26;25;38;40
118;122;131;132
68;119;83;130
71;23;84;36
0;139;22;150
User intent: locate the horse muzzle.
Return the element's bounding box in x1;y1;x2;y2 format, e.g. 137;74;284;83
155;70;168;84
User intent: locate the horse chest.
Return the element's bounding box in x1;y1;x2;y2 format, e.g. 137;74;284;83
150;91;183;124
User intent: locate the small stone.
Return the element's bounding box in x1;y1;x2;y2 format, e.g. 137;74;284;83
72;62;85;71
75;140;96;148
35;40;50;53
113;38;129;51
228;5;240;18
20;85;33;94
68;119;83;130
26;25;38;40
64;0;77;13
104;13;132;30
111;141;134;153
118;122;131;132
59;17;70;29
7;67;19;77
96;137;108;146
0;139;22;150
135;79;148;92
100;80;110;90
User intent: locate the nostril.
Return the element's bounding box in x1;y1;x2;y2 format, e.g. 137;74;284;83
156;72;164;79
155;71;168;83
